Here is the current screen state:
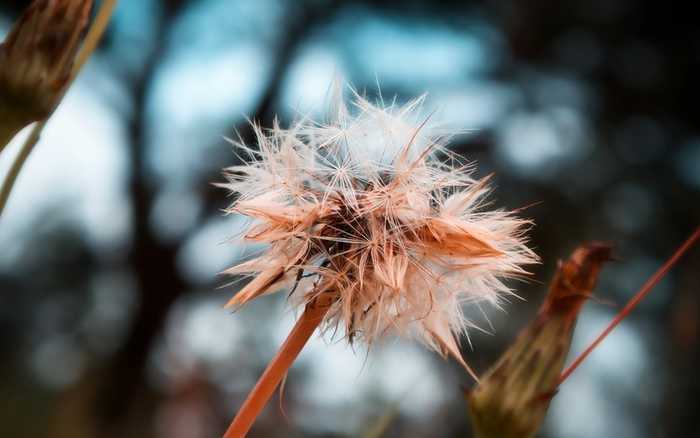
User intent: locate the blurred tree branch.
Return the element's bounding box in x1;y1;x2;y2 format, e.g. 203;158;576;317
92;1;188;436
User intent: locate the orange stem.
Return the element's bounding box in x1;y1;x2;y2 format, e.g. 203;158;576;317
558;226;700;385
224;298;330;438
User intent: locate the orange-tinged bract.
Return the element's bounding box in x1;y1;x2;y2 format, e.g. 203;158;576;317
221;92;538;374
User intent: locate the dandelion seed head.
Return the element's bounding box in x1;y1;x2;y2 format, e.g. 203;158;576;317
220;88;538;370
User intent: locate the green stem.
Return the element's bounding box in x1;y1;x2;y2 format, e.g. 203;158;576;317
0;121;43;216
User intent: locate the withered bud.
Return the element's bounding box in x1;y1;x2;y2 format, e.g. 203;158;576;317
0;0;92;140
467;243;613;438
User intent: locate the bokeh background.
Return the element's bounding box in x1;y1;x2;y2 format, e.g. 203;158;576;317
1;0;699;437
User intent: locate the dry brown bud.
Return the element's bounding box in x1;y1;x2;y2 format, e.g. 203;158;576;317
467;243;613;438
0;0;92;145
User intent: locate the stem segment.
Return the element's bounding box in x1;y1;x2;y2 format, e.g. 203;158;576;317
0;114;23;154
558;226;700;385
224;297;330;438
0;120;45;216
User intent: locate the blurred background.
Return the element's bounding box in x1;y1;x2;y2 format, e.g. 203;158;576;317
1;0;699;437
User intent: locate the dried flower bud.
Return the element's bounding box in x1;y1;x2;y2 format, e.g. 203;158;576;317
0;0;92;145
467;243;612;438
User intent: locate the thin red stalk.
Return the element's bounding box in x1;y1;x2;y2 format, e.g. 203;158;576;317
224;298;330;438
558;226;700;385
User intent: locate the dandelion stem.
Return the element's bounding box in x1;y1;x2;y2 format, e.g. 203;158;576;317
72;1;120;77
224;297;331;438
558;226;700;385
0;120;45;216
0;0;119;218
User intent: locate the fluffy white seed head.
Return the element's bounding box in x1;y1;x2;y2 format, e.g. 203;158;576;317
220;89;538;374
